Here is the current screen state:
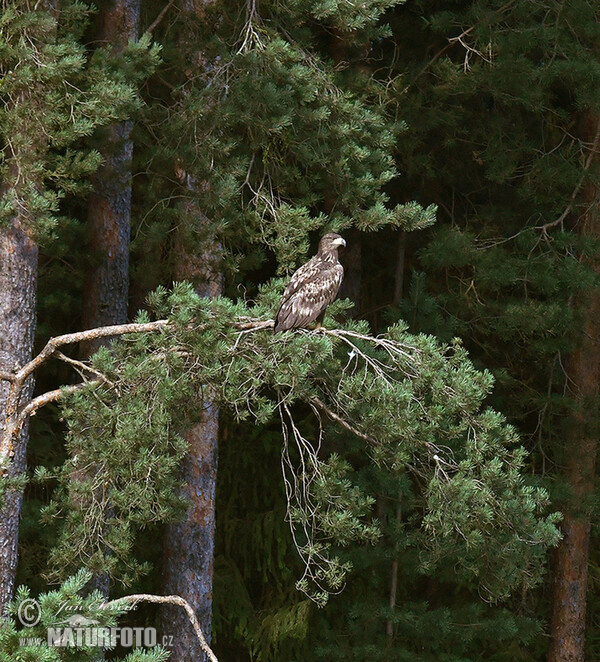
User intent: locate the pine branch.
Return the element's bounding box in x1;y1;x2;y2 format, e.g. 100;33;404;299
310;396;380;446
0;316;277;469
0;320;169;468
17;320;171;386
18;384;90;424
110;593;218;662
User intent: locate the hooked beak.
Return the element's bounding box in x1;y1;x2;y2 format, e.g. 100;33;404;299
333;237;346;248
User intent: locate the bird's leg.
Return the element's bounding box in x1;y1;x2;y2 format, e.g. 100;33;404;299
312;310;326;330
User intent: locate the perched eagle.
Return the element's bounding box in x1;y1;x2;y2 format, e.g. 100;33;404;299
274;233;346;332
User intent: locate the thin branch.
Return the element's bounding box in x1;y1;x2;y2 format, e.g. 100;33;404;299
15;320;170;386
110;593;218;662
478;120;600;249
310;396;379;447
403;0;517;93
18;383;91;423
234;318;274;331
146;0;176;35
539;119;600;232
54;351;114;385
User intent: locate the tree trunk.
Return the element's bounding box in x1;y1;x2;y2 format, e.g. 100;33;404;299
76;0;140;600
162;186;222;659
162;397;220;659
393;231;406;304
80;0;140;355
0;219;38;611
159;3;220;657
548;112;600;662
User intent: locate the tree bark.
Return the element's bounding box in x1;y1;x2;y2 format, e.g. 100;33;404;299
80;0;140;355
162;181;222;659
159;3;220;657
393;231;406;304
0;219;38;612
548;112;600;662
76;0;140;601
161;397;220;660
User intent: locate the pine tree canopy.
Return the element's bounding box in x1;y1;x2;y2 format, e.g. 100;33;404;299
37;284;560;605
0;2;159;239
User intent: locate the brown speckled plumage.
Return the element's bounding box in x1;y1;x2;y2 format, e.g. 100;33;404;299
274;233;346;332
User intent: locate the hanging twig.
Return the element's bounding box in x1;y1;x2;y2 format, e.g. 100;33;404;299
310;396;380;447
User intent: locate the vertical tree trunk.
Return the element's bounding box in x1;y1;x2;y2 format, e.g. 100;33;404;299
548;112;600;662
80;0;140;355
161;395;220;659
76;0;140;601
393;231;406;304
0;218;38;611
160;4;219;658
338;236;362;313
162;176;222;659
0;0;56;605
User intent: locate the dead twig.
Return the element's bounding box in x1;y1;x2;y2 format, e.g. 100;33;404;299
109;593;218;662
146;0;176;35
310;396;380;447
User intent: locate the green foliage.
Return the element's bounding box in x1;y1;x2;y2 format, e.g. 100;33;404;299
41;328;191;587
213;415;311;661
0;1;159;239
41;285;558;608
378;0;600;656
133;0;434;285
389;0;600;425
9;0;588;659
307;469;546;662
286;0;404;32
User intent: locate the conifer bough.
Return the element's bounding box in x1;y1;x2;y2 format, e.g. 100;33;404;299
0;285;560;604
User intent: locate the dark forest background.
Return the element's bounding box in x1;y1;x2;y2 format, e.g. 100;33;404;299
1;0;600;660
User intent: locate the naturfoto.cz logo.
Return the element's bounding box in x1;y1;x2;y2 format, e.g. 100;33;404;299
17;598;173;649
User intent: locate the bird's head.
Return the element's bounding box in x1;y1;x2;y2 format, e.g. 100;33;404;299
319;233;346;256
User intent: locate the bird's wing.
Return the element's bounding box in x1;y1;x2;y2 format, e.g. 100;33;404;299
278;255;322;302
275;259;343;331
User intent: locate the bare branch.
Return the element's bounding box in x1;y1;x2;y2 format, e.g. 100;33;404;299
478;104;600;249
110;593;218;662
234;318;274;330
15;320;170;385
55;351;114;385
310;396;379;446
403;0;517;93
146;0;177;35
18;383;91;423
